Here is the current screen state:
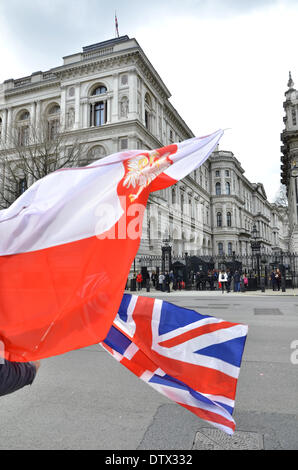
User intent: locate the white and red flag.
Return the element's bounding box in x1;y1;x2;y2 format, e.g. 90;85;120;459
0;130;223;362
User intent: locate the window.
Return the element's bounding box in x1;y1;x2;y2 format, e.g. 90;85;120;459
144;92;152;132
217;212;222;227
119;138;128;150
181;193;184;214
19;111;30;121
215;170;220;177
18;125;29;146
218;242;223;255
172;187;176;204
228;242;232;255
47;104;60;140
92;86;107;96
227;211;232;227
17;110;30;146
292;106;297;126
48;119;59;140
90;102;107;126
225;170;230;177
215;182;221;195
18;177;27;196
145;109;150;130
226;182;231;195
0;117;2;140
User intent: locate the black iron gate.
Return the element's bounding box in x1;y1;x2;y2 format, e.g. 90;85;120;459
134;252;298;290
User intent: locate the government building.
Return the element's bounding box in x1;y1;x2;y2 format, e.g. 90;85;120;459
0;35;289;273
281;72;298;252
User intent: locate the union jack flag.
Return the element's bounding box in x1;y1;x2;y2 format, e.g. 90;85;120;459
100;294;248;435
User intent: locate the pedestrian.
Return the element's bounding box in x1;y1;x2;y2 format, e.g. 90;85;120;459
159;272;165;291
0;359;40;397
233;270;241;292
136;272;143;291
165;272;170;293
218;270;228;293
243;275;248;290
226;270;232;293
196;272;202;290
270;270;277;291
275;269;281;291
151;271;156;288
169;270;175;288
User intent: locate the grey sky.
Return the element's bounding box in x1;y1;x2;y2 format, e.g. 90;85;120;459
0;0;297;201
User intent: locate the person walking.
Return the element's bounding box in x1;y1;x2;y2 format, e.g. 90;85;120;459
218;270;228;293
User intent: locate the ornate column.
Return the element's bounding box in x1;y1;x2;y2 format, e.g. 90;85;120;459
1;108;7;143
74;84;81;129
60;87;67;130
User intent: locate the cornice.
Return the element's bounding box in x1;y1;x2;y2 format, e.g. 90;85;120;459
4;79;60;98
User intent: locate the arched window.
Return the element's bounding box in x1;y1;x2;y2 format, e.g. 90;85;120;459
215;182;221;195
19;111;30;121
227;211;232;227
47;104;60;140
226;181;231;195
228;242;232;255
17;110;30;146
90;85;108;127
218;242;223;255
217;212;222;227
92;85;107;96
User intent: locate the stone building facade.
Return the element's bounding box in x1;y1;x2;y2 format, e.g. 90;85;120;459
281;72;298;252
0;35;288;261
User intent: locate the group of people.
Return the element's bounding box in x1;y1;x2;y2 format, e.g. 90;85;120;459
135;270;182;292
217;269;247;293
132;267;284;293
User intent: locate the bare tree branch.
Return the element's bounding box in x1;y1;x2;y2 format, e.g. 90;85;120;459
0;117;86;208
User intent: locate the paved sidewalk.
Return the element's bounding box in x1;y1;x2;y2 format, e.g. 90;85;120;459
127;287;298;297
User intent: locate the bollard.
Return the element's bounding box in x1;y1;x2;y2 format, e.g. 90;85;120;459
146;278;150;292
281;277;286;293
130;278;136;291
260;277;265;293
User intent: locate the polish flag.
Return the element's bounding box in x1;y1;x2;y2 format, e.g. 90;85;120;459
0;130;223;362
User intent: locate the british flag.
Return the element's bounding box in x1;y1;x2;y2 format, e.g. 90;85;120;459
100;294;248;435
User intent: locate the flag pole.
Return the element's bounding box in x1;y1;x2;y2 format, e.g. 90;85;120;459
115;11;119;38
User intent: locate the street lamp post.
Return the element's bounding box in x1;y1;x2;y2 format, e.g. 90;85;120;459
251;224;261;290
161;237;172;274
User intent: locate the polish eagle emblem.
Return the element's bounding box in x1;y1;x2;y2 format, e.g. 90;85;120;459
123;149;174;202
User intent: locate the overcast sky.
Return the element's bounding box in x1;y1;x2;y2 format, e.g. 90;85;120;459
0;0;297;202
